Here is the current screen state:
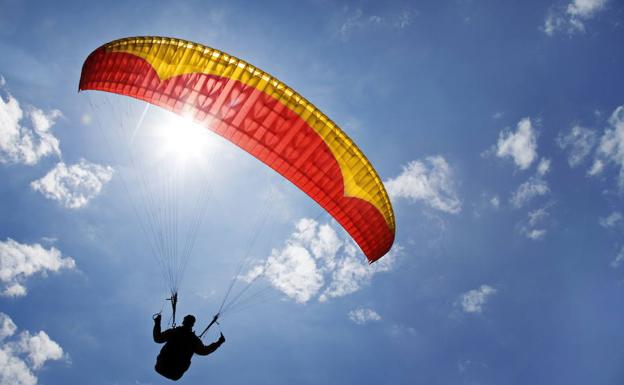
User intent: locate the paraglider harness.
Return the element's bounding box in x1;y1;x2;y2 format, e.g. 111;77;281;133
153;291;220;338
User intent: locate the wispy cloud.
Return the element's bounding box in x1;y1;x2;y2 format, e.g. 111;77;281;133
0;78;61;165
591;105;624;189
507;147;551;208
0;238;75;297
537;158;551;176
493;118;538;170
30;159;114;209
557;125;597;167
395;10;412;29
544;0;608;35
510;177;550;208
458;358;489;373
388;324;417;338
459;285;497;314
528;206;549;226
588;158;604;176
526;229;547;240
337;8;412;41
519;205;552;240
242;218;400;303
0;314;16;341
320;242;398;302
0;312;65;385
599;211;622;228
385;156;461;214
490;195;500;209
611;247;624;268
348;307;381;325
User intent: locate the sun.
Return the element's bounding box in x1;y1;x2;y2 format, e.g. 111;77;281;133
154;111;219;164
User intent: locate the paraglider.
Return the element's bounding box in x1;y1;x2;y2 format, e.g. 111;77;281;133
79;36;395;380
153;313;225;381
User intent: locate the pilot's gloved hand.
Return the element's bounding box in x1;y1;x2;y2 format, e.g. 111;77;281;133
218;332;226;344
153;313;162;324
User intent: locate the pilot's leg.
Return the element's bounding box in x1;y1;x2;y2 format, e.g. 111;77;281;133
155;358;178;380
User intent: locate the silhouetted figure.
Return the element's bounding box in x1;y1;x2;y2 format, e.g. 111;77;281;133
153;314;225;381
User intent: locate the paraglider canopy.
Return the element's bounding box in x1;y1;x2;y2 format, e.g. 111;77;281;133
79;36;395;262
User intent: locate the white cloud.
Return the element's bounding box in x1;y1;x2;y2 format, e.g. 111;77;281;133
544;13;567;35
611;247;624;268
13;331;63;369
348;307;381;325
556;125;597;167
510;177;549;207
0;313;65;385
588;158;604;176
460;285;497;314
3;284;26;297
544;0;608;35
320;242;396;302
244;218;400;303
0;87;61;165
31;159;114;209
293;219;343;271
526;229;547;240
599;211;622;228
490;195;500;209
263;244;324;303
537;158;551;176
567;0;608;17
594;105;624;189
385;156;461;214
494;118;538;170
0;238;75;297
0;314;16;341
0;349;36;385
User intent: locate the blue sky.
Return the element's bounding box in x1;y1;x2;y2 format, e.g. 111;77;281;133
1;0;624;384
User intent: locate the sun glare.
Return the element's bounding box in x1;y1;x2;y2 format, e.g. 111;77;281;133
155;112;219;164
